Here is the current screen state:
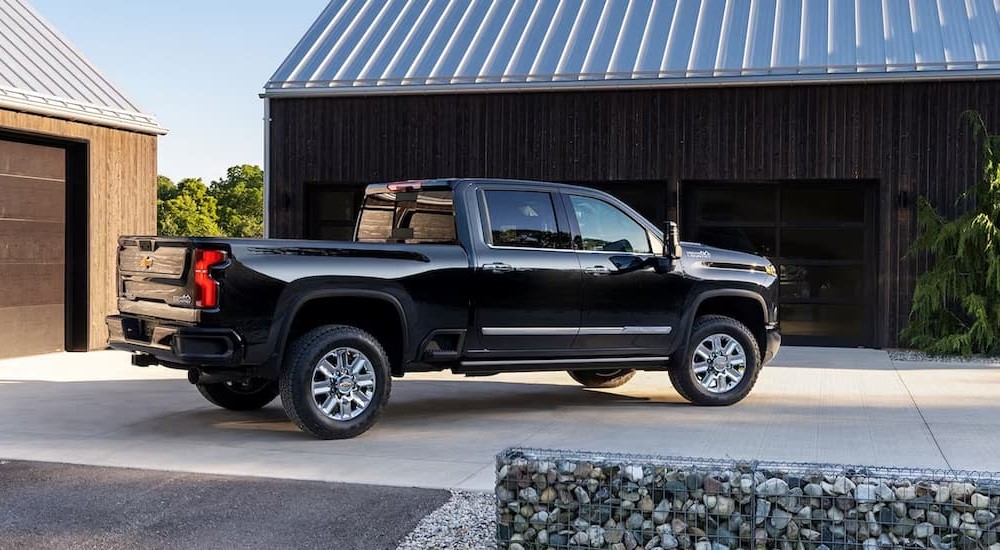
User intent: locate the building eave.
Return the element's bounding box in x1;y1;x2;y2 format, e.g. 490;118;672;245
0;85;166;135
262;69;1000;99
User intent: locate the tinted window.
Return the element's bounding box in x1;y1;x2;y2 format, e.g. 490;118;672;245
356;190;457;244
483;190;567;249
570;195;651;254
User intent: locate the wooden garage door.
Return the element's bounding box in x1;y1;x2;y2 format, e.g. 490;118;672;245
0;139;65;358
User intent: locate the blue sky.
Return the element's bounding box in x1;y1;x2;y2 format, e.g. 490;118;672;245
31;0;327;182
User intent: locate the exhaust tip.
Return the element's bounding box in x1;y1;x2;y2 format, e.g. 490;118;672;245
187;368;200;385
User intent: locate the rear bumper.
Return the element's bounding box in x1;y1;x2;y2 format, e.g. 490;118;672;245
763;323;781;364
106;314;243;368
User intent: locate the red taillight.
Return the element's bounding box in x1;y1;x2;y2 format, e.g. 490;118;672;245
386;180;425;192
193;249;226;308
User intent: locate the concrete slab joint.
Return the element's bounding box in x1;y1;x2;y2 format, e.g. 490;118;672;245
496;448;1000;550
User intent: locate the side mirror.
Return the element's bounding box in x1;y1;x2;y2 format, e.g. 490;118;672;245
663;221;682;259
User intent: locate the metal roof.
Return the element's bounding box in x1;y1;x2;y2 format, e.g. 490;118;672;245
0;0;164;134
265;0;1000;96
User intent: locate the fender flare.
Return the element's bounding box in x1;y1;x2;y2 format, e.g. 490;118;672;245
673;289;769;361
264;288;409;373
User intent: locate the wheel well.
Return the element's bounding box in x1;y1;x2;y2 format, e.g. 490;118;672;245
694;296;767;355
285;296;405;376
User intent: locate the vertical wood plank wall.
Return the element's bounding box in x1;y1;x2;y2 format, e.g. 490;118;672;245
268;81;1000;347
0;109;157;350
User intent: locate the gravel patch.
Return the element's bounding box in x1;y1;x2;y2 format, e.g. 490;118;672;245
396;490;495;550
888;349;1000;366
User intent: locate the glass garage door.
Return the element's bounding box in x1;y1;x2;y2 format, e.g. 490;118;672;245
682;182;876;347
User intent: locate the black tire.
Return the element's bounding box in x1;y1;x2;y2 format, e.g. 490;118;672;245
669;315;762;406
567;368;636;388
196;378;279;411
279;325;391;440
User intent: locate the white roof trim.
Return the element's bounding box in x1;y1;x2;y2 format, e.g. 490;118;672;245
262;67;1000;98
0;84;166;134
265;0;1000;97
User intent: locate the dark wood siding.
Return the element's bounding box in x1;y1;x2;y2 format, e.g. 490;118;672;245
268;81;1000;348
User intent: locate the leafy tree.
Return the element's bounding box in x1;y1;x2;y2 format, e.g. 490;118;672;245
157;175;177;201
901;112;1000;356
156;178;222;237
210;164;263;238
155;166;264;238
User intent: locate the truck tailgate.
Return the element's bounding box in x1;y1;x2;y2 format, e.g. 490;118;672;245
117;237;199;321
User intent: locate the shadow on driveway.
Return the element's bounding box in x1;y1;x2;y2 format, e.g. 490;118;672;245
0;376;671;442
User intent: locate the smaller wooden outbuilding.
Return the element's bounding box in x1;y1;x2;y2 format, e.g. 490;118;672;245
0;0;165;358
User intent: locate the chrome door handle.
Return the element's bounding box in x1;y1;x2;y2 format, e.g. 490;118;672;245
482;262;513;273
584;265;611;276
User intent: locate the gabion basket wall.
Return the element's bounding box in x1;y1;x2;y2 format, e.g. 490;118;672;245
496;448;1000;550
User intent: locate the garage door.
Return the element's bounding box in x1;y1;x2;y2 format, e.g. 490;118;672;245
0;139;65;358
682;182;876;347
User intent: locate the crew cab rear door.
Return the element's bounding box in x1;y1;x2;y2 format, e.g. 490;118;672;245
465;184;581;355
562;191;684;352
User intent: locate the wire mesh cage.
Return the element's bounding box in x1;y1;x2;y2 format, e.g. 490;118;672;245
753;461;1000;550
496;449;1000;550
497;448;754;550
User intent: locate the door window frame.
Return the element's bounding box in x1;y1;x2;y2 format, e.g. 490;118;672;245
476;186;575;252
559;191;658;256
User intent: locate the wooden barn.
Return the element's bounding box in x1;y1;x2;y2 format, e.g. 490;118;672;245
262;0;1000;348
0;0;164;358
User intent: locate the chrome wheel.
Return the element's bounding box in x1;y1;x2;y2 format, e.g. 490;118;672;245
311;347;377;421
691;333;746;394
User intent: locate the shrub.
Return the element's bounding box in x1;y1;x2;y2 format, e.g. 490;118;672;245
901;112;1000;356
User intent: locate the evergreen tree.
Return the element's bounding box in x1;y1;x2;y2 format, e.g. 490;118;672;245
902;113;1000;356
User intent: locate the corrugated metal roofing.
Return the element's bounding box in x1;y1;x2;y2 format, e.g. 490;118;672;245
0;0;164;134
265;0;1000;96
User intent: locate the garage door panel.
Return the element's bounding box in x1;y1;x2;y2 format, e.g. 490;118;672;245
0;264;63;308
0;140;65;180
0;139;66;357
0;175;65;221
0;220;65;262
0;304;64;359
683;180;875;347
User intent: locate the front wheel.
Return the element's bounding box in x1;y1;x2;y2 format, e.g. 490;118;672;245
279;325;391;439
669;315;762;406
567;368;636;388
196;378;279;411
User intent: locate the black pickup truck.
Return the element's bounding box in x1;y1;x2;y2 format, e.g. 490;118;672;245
108;179;780;439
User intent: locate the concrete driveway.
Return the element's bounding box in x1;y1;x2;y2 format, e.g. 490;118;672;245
0;348;997;491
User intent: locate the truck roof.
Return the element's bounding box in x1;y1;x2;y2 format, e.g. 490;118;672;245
365;178;605;195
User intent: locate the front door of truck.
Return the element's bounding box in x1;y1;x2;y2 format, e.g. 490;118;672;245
564;192;683;353
469;186;581;355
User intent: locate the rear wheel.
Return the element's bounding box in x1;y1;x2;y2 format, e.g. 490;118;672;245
669;315;761;406
279;325;391;439
196;378;279;411
567;368;636;388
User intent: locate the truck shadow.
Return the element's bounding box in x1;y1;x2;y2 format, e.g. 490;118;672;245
0;376;684;442
193;378;682;437
385;378;673;417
